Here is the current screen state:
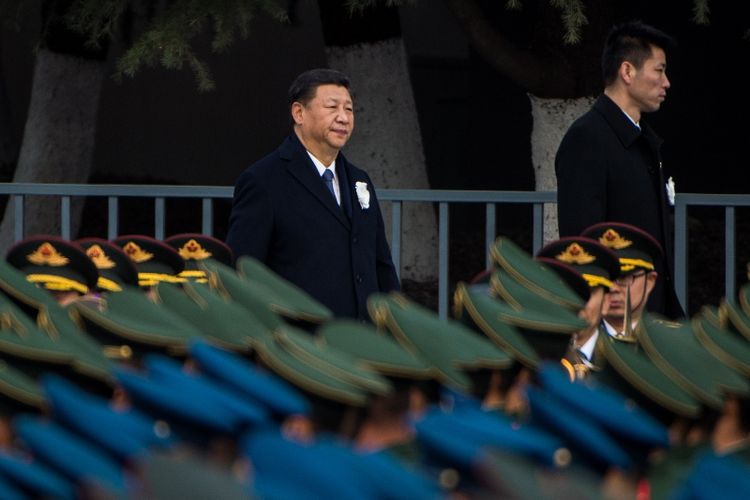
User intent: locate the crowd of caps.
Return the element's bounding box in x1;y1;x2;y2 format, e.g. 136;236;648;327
0;226;749;499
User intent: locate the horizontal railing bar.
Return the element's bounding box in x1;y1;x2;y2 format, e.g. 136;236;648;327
0;183;233;198
5;184;750;207
379;189;556;203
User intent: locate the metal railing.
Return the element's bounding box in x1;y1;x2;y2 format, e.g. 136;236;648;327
674;194;750;312
3;183;748;318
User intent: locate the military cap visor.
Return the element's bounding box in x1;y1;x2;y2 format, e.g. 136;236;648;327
536;237;620;289
5;236;98;294
76;237;139;292
582;222;663;273
164;233;234;279
112;235;186;286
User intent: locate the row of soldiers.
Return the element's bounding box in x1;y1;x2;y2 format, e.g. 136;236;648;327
0;227;748;498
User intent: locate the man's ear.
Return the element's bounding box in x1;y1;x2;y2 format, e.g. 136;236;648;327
620;61;636;84
291;102;304;125
646;271;658;294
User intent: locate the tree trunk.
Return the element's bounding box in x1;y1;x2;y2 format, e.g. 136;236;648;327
0;39;18;176
326;38;438;281
0;48;105;253
528;94;595;244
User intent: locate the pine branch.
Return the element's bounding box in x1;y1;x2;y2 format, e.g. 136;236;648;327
692;0;710;25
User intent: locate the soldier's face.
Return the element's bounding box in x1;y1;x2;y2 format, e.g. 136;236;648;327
628;45;670;113
292;84;354;158
604;270;657;318
579;286;606;329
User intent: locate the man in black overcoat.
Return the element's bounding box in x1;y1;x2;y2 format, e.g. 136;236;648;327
555;21;684;319
225;69;400;321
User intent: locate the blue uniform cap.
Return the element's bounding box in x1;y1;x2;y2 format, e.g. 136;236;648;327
415;406;568;468
0;450;75;500
13;414;126;494
0;473;25;500
115;366;239;435
143;354;269;429
673;453;750;500
525;386;632;471
41;374;173;461
537;363;669;448
189;340;310;417
242;429;371;499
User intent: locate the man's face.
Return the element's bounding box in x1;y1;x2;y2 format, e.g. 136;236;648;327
579;286;606;330
628;45;670;113
604;270;657;319
292;84;354;158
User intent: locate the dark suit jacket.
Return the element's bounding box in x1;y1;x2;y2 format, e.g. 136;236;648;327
225;134;400;320
556;94;684;319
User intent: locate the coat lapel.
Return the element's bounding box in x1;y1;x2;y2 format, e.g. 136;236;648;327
281;135;351;230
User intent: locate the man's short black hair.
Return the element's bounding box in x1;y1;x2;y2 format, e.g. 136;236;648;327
288;68;351;107
601;20;675;87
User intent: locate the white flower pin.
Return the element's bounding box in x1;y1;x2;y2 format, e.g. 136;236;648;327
666;176;675;206
355;181;370;210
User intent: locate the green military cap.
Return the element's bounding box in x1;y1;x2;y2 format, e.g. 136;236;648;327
135;453;250;500
595;335;701;421
317;320;434;380
112;235;186;287
0;293;73;371
582;222;663;273
0;294;112;394
76;238;139;292
693;308;750;377
198;259;285;331
236;256;333;325
490;266;590;314
0;273;114;385
532;258;590;302
637;315;750;409
153;281;270;352
5;236;98;295
740;282;750;317
718;298;750;342
164;233;234;283
72;287;203;358
276;326;392;396
463;277;587;362
0;358;46;417
535;237;620;290
490;236;584;311
453;283;540;369
36;306;116;385
368;292;513;393
0;258;60;313
254;327;391;407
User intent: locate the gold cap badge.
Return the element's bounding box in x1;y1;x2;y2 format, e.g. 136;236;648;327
122;241;153;263
178;239;212;261
85;244;116;269
27;242;69;267
599;229;632;250
556;243;595;265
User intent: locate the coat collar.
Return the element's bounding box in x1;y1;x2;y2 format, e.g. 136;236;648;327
280;134;352;229
594;94;662;151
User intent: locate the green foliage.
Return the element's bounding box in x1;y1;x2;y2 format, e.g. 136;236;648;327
692;0;710;25
345;0;410;16
67;0;289;92
66;0;128;47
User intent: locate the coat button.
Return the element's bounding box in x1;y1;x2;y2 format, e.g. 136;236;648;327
356;274;363;284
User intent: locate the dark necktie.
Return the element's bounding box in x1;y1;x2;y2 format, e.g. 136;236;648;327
322;169;337;204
